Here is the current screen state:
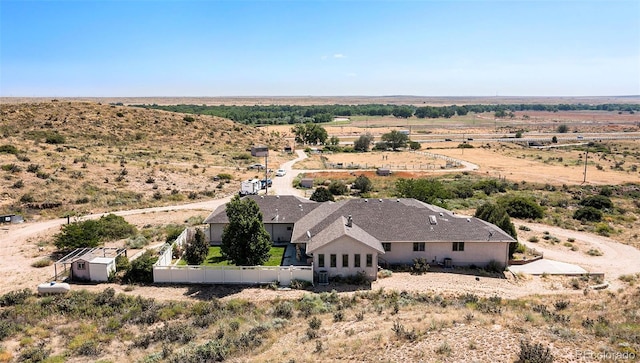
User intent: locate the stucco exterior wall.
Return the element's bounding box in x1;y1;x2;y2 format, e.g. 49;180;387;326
380;241;509;267
89;261;116;282
311;236;380;280
209;223;294;244
71;260;91;281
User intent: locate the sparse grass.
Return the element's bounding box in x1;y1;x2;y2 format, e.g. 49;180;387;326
586;248;603;256
30;258;52;268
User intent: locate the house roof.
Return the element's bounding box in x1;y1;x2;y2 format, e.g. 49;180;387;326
203;195;322;224
306;216;384;254
291;198;515;244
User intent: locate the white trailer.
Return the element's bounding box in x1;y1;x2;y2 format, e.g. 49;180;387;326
240;179;261;195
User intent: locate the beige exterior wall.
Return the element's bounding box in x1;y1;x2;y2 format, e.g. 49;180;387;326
209;223;294;244
312;236;380;280
380;241;509;268
71;260;91;281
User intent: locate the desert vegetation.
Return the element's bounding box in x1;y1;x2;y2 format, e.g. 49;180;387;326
0;101;290;220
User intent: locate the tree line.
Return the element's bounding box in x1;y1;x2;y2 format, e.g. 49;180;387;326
132;103;640;125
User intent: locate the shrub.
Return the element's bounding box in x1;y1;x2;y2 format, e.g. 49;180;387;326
0;289;32;307
309;316;321;330
44;132;65;144
353;174;373;193
580;195;613;210
595;223;614;236
11;179;24;188
273;301;294;319
519;225;531;231
554;300;569;311
217;173;233;181
485;260;504;273
31;258;52;268
410;258;429;275
310;186;334;202
573;207;602;222
183;115;195;122
328;180;348;195
528;236;539;243
517;339;554;363
587;248;603;256
123;250;157;284
0;144;18;154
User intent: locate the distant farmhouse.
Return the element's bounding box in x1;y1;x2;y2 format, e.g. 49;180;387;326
204;196;515;281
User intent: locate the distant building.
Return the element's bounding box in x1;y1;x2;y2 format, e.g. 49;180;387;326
0;214;23;223
251;145;269;157
300;178;314;188
55;247;127;282
376;168;391;176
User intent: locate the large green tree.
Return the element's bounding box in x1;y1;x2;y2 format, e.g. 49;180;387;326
353;133;374;152
54;213;137;250
381;130;409;150
310;186;334;202
291;124;328;145
474;202;519;257
395;178;451;207
183;228;208;265
221;196;271;265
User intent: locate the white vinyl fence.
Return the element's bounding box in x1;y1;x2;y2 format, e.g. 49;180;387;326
153;228;313;286
154;265;313;286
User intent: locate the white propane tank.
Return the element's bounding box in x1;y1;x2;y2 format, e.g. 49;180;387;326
37;282;71;294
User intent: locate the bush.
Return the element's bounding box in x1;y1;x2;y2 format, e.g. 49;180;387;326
0;144;18;154
183;115;195;122
123;250;157;284
44;132;65;144
573;207;602;222
579;195;613;210
353;175;372;193
273;301;294;319
498;195;544;219
31;258;52;268
485;260;504;273
410;258;429;275
328;180;348;195
0;289;32;307
517;339;554;363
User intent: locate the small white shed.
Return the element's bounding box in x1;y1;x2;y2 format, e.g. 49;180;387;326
88;257;116;282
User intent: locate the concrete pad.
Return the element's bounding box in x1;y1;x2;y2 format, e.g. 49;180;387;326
509;259;587;275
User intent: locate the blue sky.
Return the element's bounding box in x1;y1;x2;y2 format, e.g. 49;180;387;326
1;0;638;97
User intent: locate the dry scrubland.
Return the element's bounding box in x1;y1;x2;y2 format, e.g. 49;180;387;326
1;99;640;362
0;102;290;221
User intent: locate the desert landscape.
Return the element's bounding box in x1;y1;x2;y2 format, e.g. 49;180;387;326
1;98;639;362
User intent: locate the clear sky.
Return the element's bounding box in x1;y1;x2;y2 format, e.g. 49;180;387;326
1;0;639;97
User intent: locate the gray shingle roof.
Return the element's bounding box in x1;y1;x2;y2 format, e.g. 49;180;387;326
291;198;515;244
305;216;384;254
203;195;322;224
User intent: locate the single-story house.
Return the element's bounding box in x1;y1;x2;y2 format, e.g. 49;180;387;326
204;196;515;281
55;247;127;282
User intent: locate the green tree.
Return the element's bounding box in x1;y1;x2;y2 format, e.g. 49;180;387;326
557;124;569;133
353;133;374;152
353;175;373;193
291;124;328;145
474;202;519;257
97;214;137;240
494;109;506;118
328;180;348;195
183;228;208;265
221;196;271;265
497;195;544;219
381;130;409;150
54;220;101;250
552;136;558;143
310;187;335;202
329;136;340;146
391;106;414;118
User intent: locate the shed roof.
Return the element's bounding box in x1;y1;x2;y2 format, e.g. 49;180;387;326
90;257;115;264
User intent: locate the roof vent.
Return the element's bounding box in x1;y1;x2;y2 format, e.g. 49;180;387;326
429;215;437;225
379;199;382;202
260;195;264;199
276;195;280;199
347;215;353;227
466;218;470;222
396;199;400;202
439;212;444;217
364;199;368;202
299;204;303;211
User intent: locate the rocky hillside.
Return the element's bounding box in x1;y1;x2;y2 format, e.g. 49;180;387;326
0;101;287;220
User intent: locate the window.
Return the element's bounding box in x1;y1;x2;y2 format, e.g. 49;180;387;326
318;254;325;268
354;254;361;268
342;254;349;268
382;243;391;252
77;262;86;270
366;254;373;267
453;242;465;251
330;254;337;268
413;242;425;252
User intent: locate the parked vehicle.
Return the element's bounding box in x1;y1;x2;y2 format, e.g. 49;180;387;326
240;179;261;195
260;178;273;189
248;163;265;170
275;169;286;176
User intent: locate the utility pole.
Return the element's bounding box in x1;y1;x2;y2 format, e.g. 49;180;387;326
582;148;588;184
265;153;269;194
